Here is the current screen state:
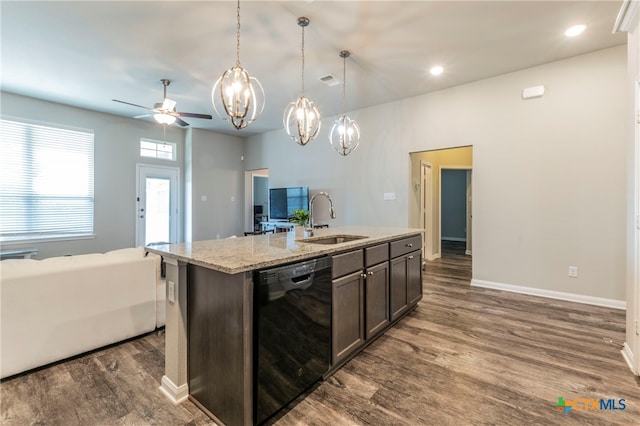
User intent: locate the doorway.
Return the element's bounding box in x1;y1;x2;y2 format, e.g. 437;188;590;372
136;164;179;246
440;167;472;257
410;146;472;264
244;169;269;233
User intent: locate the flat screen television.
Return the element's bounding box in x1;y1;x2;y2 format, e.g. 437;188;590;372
269;187;309;220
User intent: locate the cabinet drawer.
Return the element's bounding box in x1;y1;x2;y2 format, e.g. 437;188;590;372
365;243;389;267
332;249;364;279
390;234;422;258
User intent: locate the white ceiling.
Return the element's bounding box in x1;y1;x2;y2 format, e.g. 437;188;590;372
1;1;626;136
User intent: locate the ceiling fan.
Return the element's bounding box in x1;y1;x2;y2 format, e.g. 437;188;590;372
112;79;212;127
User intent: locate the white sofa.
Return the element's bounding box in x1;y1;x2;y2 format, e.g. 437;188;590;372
0;247;165;379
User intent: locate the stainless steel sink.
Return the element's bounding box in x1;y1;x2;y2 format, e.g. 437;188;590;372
298;234;368;245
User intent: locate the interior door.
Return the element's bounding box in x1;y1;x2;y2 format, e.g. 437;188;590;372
136;164;179;246
420;161;433;261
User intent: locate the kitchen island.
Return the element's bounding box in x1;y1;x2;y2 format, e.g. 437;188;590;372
147;226;423;426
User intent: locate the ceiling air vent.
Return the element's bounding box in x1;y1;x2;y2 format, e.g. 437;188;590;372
319;74;341;87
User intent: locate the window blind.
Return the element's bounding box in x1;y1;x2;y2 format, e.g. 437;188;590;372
0;118;94;242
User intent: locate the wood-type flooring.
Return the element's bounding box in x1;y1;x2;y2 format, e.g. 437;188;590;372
2;241;638;425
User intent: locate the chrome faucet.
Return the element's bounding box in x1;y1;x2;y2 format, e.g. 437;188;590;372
307;192;336;236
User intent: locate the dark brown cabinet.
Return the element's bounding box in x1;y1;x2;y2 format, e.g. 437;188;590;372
331;249;365;365
332;270;365;365
331;243;392;367
364;243;390;340
389;235;423;321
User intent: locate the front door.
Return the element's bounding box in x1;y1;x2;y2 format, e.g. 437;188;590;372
136;164;179;246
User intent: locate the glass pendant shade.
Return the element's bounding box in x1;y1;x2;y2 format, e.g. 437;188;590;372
212;65;265;130
284;95;321;146
329;49;360;156
212;0;264;130
329;115;360;156
284;17;321;146
153;113;176;125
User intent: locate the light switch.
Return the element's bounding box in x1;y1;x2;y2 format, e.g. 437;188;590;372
383;192;396;201
168;281;176;303
201;195;208;202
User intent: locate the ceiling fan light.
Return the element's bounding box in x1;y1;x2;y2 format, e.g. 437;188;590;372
329;115;360;156
153;113;176;125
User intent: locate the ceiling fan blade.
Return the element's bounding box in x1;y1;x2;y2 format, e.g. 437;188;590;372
175;112;213;120
174;117;189;127
162;97;177;111
112;99;152;110
134;114;152;119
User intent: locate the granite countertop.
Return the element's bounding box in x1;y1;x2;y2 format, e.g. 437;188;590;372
146;226;423;274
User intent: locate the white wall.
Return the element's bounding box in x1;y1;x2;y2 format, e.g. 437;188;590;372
0;92;185;258
246;46;627;302
623;3;640;372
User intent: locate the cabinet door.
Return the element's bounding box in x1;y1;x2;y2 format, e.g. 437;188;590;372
406;250;423;306
332;271;365;365
390;256;408;321
365;261;390;340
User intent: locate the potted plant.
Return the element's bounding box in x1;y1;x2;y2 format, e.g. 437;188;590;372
291;209;310;228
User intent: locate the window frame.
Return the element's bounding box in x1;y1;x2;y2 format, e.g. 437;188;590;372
140;138;177;161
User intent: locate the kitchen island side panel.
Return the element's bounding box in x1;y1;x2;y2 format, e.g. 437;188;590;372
188;265;253;426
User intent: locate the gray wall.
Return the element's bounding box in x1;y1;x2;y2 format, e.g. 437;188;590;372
246;46;627;302
441;169;467;241
0;92;185;259
1;92;246;257
188;128;244;240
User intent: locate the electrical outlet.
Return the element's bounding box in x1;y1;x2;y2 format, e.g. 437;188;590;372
568;266;578;278
168;280;176;303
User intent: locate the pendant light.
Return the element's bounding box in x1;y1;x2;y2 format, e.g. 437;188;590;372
212;0;264;130
329;50;360;156
284;17;321;146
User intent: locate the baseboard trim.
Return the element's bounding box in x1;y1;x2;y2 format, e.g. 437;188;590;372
470;279;626;310
621;342;637;375
428;253;441;261
442;237;466;242
159;375;189;405
465;250;472;256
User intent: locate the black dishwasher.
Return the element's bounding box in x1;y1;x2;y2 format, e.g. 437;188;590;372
254;256;332;425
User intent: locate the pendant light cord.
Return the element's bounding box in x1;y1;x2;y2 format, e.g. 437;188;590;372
301;25;306;94
342;55;346;115
236;0;241;66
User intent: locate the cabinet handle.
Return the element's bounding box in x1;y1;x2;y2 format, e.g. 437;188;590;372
407;255;414;259
406;243;413;248
367;271;374;276
360;273;367;279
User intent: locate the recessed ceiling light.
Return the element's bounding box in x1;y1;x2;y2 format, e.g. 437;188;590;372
430;66;444;76
565;24;586;37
